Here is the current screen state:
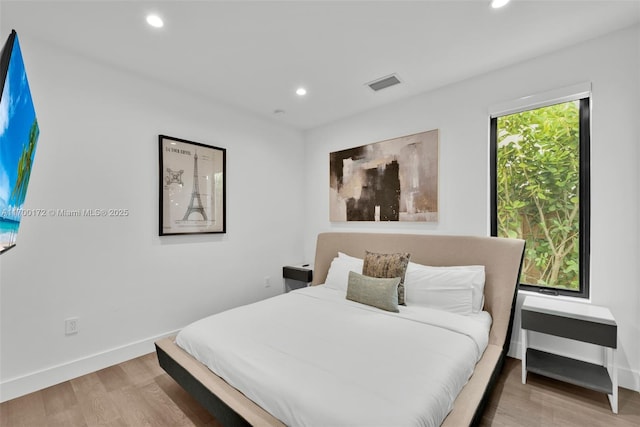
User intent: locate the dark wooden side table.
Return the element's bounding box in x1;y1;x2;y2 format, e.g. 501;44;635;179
282;265;313;293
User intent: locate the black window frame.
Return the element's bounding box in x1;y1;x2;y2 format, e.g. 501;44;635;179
490;97;591;298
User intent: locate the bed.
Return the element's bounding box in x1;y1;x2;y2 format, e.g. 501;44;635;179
156;232;525;426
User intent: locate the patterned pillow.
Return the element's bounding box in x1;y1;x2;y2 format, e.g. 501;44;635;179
346;271;400;313
362;251;410;305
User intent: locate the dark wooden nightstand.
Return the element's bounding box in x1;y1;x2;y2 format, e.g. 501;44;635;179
282;265;313;292
521;295;618;413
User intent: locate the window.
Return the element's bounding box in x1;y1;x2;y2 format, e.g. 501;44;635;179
490;93;590;298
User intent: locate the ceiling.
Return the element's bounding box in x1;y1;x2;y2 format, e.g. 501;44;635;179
2;0;639;130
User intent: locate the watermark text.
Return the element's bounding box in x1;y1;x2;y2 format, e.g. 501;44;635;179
1;208;130;218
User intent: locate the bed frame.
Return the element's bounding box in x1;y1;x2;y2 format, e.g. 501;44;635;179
156;232;525;426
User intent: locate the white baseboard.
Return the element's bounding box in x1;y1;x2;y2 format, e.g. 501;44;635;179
0;329;180;403
508;338;640;392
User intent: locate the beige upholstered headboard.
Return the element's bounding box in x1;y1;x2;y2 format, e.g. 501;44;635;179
311;232;525;349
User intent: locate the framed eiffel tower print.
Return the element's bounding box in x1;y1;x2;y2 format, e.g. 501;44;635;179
159;135;226;235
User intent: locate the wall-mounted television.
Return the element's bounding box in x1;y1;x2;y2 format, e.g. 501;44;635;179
0;30;39;254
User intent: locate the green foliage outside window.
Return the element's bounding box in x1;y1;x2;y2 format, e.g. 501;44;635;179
497;101;580;290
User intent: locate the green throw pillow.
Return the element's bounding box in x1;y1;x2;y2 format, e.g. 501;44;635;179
346;271;400;313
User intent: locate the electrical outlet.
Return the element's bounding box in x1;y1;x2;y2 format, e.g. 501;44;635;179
65;317;79;335
264;276;271;287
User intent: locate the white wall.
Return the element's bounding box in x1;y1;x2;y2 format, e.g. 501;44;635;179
0;36;305;401
303;25;640;391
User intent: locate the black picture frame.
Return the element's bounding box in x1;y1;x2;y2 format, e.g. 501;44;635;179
159;135;226;235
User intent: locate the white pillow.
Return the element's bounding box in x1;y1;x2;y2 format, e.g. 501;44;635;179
338;252;364;263
405;263;485;313
407;285;474;315
323;253;364;292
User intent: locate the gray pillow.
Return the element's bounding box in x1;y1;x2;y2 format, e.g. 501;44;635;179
346;271;400;313
362;251;410;305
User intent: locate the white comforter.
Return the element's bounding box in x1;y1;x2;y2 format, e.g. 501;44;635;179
176;286;491;427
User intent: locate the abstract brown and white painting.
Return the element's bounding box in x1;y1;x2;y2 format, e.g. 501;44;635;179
329;130;438;222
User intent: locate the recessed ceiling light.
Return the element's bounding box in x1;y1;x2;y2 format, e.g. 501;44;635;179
491;0;511;8
296;87;307;96
146;14;164;28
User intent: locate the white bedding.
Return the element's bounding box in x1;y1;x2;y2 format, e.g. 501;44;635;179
176;285;491;427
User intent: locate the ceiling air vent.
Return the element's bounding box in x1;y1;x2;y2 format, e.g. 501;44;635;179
367;74;402;92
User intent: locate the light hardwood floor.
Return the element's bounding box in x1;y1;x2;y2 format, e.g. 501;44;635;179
480;357;639;426
1;354;638;426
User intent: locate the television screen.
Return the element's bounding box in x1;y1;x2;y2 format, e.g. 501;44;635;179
0;30;39;254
